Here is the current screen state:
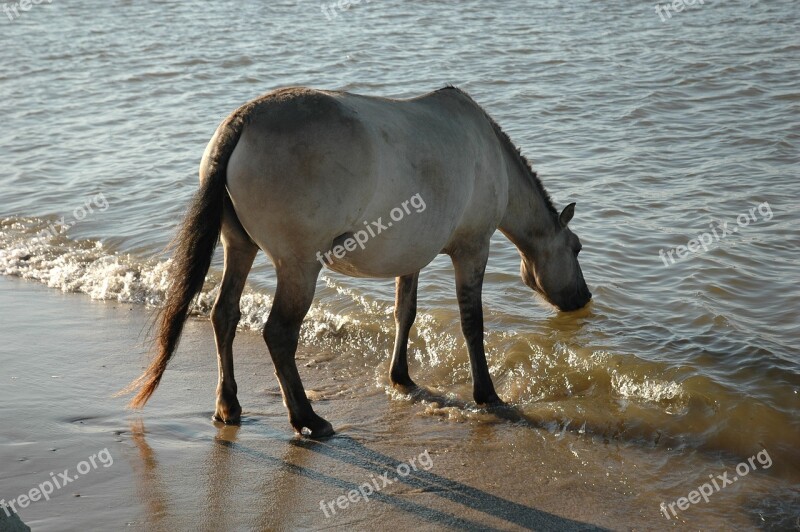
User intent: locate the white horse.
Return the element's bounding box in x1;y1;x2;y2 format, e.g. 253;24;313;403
124;86;591;437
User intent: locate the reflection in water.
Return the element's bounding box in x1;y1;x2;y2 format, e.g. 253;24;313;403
118;402;797;529
128;418;168;529
116;417;602;530
202;422;241;532
254;434;314;529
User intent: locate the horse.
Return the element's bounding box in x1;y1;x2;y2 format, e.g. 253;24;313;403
123;86;592;437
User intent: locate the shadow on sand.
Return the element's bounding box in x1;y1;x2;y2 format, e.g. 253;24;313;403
283;434;607;531
127;414;608;531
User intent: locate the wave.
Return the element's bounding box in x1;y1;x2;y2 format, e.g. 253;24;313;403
2;215;798;479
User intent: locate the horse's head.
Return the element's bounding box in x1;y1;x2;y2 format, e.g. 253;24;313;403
520;203;591;312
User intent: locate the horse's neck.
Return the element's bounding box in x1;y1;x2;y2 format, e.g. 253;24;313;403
498;157;557;256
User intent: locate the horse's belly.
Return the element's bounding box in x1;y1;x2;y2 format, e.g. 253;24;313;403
318;219;447;278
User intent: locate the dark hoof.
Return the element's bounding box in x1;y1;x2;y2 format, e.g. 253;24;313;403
474;393;504;407
212;413;241;425
292;415;335;439
308;421;335;439
213;399;242;425
391;375;418;392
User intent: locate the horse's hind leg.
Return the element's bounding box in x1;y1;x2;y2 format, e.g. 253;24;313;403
390;271;419;389
211;199;257;424
263;260;333;437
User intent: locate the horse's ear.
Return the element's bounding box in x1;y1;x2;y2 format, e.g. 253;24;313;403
559;203;576;227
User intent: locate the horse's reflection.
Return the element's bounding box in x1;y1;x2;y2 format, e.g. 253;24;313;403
202;422;241;531
127;416;606;531
128;419;168;528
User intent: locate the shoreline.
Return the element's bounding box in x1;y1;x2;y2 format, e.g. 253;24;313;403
0;275;792;530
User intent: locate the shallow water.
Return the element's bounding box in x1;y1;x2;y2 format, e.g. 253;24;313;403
1;0;799;528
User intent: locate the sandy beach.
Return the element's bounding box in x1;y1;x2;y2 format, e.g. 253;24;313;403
3;275;795;531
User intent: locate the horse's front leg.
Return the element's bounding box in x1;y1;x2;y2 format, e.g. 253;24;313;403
390;271;419;389
450;245;502;405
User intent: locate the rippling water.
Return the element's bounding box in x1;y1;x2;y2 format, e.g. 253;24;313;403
1;0;798;526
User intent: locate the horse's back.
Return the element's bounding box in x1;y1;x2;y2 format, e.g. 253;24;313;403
223;87;508;276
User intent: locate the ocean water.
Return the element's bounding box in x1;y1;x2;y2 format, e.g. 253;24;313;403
1;0;798;526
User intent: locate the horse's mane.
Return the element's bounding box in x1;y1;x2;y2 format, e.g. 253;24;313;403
436;85;558;217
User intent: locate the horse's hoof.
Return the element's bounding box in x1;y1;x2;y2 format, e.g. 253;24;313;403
391;376;418;392
293;416;335;439
213;400;242;424
308;420;335;439
486;398;509;411
475;393;504;407
212;412;242;425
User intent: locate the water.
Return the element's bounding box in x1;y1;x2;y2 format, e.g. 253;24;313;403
1;0;798;527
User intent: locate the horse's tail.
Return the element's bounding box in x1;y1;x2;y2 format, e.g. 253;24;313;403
121;111;249;409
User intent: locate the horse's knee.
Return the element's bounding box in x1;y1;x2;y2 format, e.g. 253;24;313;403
262;315;300;354
394;305;416;324
262;316;280;342
261;319;274;346
394;299;417;330
211;302;241;334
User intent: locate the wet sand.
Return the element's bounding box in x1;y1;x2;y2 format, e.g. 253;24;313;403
0;275;792;531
